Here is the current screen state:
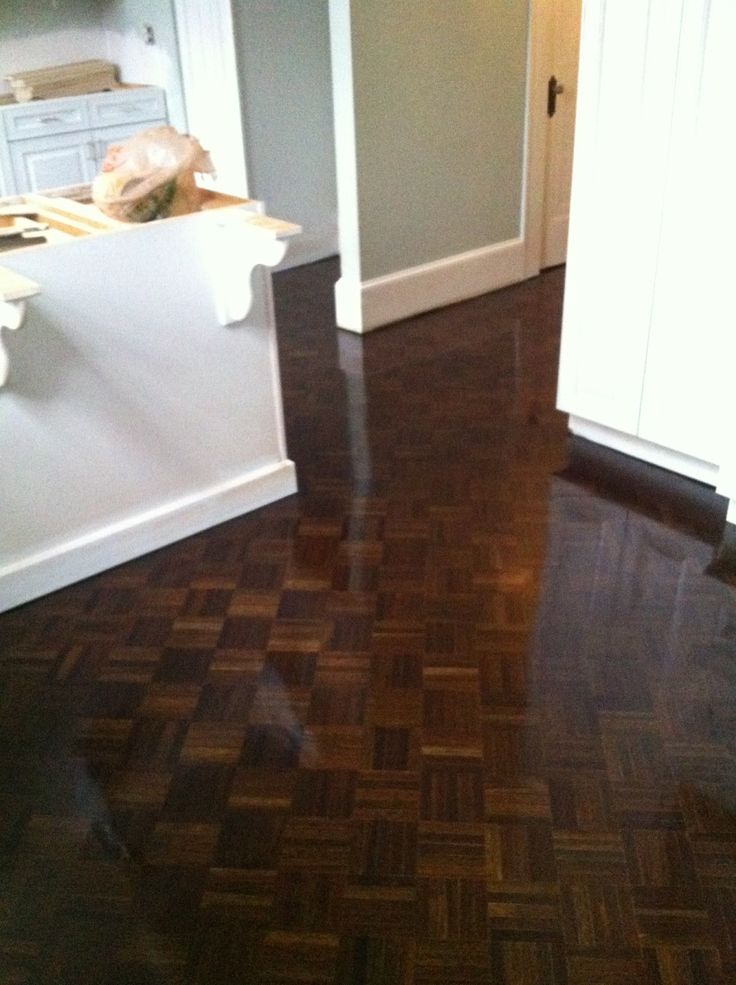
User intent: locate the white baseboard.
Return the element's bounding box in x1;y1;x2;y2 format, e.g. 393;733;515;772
335;237;526;333
0;460;297;614
542;213;570;269
569;415;719;486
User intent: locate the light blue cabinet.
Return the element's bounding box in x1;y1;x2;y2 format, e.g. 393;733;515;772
0;87;167;196
8;131;96;192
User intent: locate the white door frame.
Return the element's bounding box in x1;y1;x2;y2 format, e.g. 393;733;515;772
523;0;556;280
172;0;249;198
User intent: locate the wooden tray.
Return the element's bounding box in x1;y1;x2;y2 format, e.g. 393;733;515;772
6;60;117;103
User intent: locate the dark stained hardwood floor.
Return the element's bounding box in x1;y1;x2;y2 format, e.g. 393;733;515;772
1;258;735;984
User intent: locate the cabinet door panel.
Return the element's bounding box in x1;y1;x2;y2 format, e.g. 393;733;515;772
10;132;95;193
637;0;735;466
557;0;684;434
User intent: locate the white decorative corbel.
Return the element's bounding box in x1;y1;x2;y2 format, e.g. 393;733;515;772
207;207;301;326
0;267;40;388
0;299;27;387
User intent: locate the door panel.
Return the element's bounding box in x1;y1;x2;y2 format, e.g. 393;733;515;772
637;0;734;466
557;0;685;435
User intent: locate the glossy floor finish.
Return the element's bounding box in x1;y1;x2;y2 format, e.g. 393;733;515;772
1;260;735;984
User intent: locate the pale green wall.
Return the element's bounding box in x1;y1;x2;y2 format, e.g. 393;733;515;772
351;0;530;280
232;0;338;267
0;0;98;36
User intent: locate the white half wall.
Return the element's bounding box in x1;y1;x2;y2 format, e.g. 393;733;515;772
0;206;297;613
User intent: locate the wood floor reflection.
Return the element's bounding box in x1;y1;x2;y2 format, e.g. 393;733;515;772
1;259;734;984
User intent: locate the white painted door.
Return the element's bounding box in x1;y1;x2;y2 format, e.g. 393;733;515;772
636;0;735;468
541;0;582;268
557;0;686;435
559;0;734;467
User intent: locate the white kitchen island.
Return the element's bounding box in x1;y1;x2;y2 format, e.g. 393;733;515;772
0;190;299;613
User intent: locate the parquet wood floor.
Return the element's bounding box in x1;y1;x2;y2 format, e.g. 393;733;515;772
1;259;735;984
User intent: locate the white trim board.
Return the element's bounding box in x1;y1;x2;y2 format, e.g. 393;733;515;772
328;0;362;288
0;460;297;614
569;416;720;487
523;0;552;279
335;238;526;334
172;0;249;197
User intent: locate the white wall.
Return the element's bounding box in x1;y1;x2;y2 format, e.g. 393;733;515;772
101;0;187;133
0;0;107;97
232;0;338;269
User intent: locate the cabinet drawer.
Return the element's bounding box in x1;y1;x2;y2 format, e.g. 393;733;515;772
88;89;167;129
3;97;89;141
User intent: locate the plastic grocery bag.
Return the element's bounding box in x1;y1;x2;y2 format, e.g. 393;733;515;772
92;125;215;223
